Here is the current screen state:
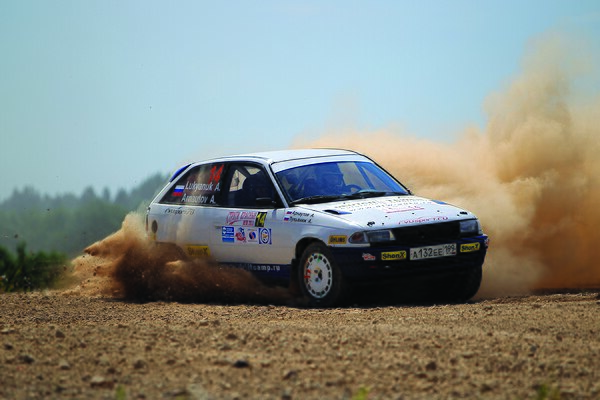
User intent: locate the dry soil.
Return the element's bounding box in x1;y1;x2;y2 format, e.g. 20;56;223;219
1;290;599;400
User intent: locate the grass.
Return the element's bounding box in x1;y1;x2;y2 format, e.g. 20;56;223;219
115;385;126;400
535;383;561;400
352;385;370;400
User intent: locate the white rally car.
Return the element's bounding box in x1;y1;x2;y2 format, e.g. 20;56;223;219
146;149;488;306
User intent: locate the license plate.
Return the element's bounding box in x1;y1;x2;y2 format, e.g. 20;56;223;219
410;243;456;260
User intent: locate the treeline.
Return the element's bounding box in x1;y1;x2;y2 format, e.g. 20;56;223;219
0;173;168;257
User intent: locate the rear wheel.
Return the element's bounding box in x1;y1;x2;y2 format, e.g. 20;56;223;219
298;242;345;307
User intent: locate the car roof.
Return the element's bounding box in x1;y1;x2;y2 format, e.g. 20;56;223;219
168;149;368;182
204;148;363;164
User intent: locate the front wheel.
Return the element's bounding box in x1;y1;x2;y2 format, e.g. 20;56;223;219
297;242;346;307
433;264;482;303
454;264;483;302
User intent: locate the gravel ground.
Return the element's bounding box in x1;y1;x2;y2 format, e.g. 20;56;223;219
1;290;599;400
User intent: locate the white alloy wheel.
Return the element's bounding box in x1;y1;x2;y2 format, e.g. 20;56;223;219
303;251;334;299
297;242;346;307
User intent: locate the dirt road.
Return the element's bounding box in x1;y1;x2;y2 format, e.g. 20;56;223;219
1;290;599;399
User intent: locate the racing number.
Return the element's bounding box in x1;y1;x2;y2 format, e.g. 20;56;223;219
255;212;267;227
209;164;224;184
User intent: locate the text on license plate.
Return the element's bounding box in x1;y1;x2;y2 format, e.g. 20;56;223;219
410;243;456;260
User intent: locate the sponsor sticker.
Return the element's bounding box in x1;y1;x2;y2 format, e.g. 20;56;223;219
362;253;376;261
235;227;246;243
381;250;407;261
240;264;282;273
247;228;259;243
185;245;210;257
226;211;267;227
460;242;480;253
222;226;235;243
382;205;425;214
164;207;194;215
259;228;272;245
225;227;272;245
400;216;449;225
332;197;430;213
328;235;347;245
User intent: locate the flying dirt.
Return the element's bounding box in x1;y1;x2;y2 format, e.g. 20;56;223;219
68;212;290;304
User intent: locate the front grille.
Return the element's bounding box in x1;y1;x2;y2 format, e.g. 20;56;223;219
389;222;461;246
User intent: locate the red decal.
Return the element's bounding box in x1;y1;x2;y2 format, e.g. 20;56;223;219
209;165;223;184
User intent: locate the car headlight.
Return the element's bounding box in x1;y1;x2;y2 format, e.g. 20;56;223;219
368;230;396;242
349;229;395;244
460;219;482;235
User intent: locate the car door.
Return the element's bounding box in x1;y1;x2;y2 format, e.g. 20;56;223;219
208;162;290;266
153;162;225;258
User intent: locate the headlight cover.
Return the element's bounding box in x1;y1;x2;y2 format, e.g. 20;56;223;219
368;230;396;242
460;219;482;235
349;229;395;244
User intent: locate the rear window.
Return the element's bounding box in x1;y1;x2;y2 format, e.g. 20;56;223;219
160;163;224;206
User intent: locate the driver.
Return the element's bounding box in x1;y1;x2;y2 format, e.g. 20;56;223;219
318;164;345;195
322;172;344;192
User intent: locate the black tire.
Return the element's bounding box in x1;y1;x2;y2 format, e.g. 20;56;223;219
297;242;346;307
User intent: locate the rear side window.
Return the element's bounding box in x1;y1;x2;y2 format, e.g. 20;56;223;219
223;163;279;208
160;163;224;206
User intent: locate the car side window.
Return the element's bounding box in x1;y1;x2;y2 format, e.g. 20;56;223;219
223;164;279;208
160;163;224;206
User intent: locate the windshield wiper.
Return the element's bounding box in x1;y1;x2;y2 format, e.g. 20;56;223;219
343;190;406;199
290;191;408;205
289;195;344;205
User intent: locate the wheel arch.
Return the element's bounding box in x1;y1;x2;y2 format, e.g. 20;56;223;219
290;237;324;284
295;237;325;260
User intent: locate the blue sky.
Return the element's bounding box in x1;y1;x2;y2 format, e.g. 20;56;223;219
1;1;599;201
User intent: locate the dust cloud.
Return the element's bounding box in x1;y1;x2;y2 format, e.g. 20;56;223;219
67;212;290;304
298;35;600;297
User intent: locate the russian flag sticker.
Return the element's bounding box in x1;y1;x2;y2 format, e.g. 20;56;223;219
173;185;185;196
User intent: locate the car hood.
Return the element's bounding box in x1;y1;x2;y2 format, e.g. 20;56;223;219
300;195;475;229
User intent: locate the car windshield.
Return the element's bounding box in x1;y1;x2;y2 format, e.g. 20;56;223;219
275;161;410;204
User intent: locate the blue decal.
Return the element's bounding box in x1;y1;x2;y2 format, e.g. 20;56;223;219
222;226;235;243
259;228;272;245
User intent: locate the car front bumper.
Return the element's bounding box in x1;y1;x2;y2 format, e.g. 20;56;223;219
329;235;489;283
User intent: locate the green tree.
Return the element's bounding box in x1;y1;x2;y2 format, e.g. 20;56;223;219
0;172;168;257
